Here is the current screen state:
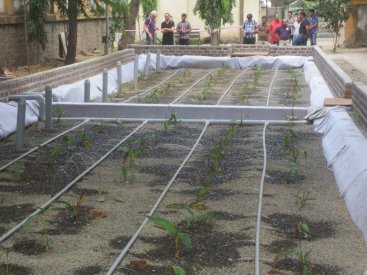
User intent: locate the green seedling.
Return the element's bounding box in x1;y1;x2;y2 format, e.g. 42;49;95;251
55;193;84;223
62;135;73;154
92;121;104;133
164;111;178;131
148;216;192;259
283;248;312;275
166;202;214;228
351;108;361;124
173;265;186;275
205;74;214;87
79;130;92;148
297;221;311;239
294;190;315;209
54;105;65;123
253;64;261;85
198;87;211;101
11;162;25;183
196;186;210;196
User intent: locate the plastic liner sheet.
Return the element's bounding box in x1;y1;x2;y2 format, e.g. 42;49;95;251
314;109;367;244
0;100;39;139
303;60;333;107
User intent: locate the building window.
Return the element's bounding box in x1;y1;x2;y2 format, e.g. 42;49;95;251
0;0;4;14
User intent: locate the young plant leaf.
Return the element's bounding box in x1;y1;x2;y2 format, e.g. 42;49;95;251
148;216;177;235
178;232;192;249
196;186;209;196
173;265;186;275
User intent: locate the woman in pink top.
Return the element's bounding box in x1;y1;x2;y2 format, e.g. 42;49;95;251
269;13;283;45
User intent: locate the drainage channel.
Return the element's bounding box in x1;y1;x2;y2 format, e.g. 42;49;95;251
0;121;148;243
0;119;89;173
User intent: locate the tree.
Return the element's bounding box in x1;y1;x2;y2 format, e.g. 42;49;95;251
193;0;236;46
315;0;351;52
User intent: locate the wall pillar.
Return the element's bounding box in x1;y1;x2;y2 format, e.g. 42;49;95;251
345;4;358;47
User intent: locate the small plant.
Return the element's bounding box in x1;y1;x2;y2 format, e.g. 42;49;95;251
283;247;312;275
118;146;136;183
238;83;251;104
56;193;85;222
350;108;361;124
198;87;211;101
164;111;178;131
54;105;65;123
11;162;25;183
148;216;192;258
166;202;214;228
0;246;10;274
297;221;311;239
253;64;261;85
294;190;315;209
173;265;186;275
92;121;104;133
79;130;92;148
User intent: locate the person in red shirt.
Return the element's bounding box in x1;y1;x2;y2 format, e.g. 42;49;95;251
268;13;282;45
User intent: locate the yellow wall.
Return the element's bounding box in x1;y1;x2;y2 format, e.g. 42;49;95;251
153;0;260;43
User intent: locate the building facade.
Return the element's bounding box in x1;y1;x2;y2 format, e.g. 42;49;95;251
344;0;367;47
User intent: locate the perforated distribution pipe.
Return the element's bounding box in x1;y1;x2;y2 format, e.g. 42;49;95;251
106;121;210;275
0;121;148;243
216;70;248;105
255;68;279;275
122;69;184;103
170;69;217;104
0;119;89;173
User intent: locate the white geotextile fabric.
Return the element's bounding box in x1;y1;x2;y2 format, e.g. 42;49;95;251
313;108;367;244
0;100;39;139
303;60;333;107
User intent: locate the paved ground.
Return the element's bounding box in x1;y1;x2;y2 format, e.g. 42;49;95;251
317;37;367;85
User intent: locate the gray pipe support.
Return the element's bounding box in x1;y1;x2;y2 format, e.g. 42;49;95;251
156;51;161;72
45;86;53;131
102;69;108;102
84;79;91;102
8;94;45;121
117;61;122;94
16;99;26;151
133;55;139;90
143;53;151;80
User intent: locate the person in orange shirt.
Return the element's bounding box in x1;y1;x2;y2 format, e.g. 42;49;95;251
268;13;282;45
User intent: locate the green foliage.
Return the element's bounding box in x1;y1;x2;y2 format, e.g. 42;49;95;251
297;221;311;239
79;130;92;148
283;247;312;274
141;0;157;19
315;0;351;53
294;190;315;209
166;202;214;228
193;0;236;29
27;0;49;50
148;216;192;258
164;111;178;131
54;105;65;123
173;265;186;275
12;162;25;183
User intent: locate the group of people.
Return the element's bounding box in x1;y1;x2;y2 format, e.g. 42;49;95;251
144;11;192;45
243;9;318;46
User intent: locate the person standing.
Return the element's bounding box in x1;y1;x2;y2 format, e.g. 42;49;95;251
276;19;291;46
292;11;310;46
269;13;282;45
242;13;258;44
257;16;269;44
308;9;319;45
176;13;191;45
287;11;295;42
144;11;158;45
293;14;301;39
161;13;175;45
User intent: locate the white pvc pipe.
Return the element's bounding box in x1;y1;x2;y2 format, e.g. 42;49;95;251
0;121;148;243
0;119;90;173
216;70;248;105
106;121;210;275
255;121;269;275
123;69;184;103
266;69;278;107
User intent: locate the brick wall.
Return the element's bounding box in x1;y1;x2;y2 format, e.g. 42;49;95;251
129;45;233;57
0;49;134;101
353;82;367;126
313;46;353;98
130;44;313;57
0;18;106;68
